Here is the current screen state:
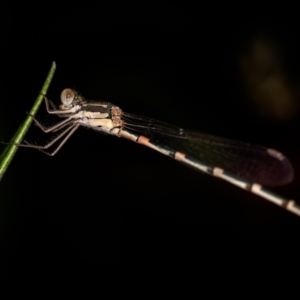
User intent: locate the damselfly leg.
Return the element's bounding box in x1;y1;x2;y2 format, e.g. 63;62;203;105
24;123;80;156
4;120;80;156
2;90;84;156
26;111;77;133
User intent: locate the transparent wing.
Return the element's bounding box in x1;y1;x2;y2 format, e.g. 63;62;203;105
122;112;294;187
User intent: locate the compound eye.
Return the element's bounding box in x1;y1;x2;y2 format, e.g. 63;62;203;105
61;88;75;106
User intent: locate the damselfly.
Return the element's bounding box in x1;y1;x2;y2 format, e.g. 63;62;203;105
12;88;300;217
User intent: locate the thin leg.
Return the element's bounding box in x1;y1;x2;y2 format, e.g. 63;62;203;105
49;99;57;110
4;122;77;150
24;124;80;156
25;123;77;149
51;120;79;133
26;112;78;133
44;96;76;115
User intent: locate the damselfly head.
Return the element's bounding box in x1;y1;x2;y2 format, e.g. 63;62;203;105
60;88;83;110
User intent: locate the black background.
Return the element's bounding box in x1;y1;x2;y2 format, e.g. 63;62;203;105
1;2;300;290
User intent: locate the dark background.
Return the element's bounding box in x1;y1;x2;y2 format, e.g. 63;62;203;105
1;2;300;289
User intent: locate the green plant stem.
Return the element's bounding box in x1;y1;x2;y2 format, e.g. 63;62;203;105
0;61;56;181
